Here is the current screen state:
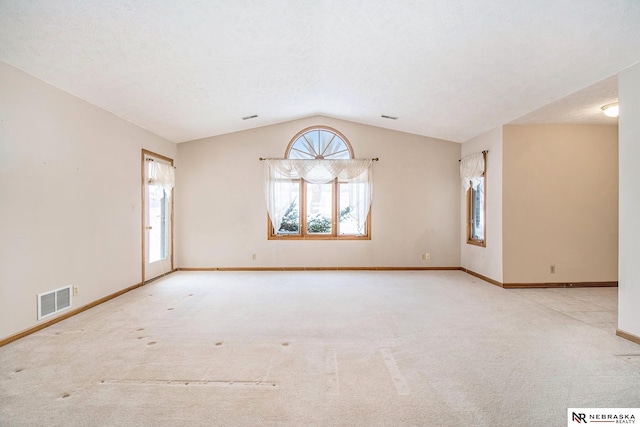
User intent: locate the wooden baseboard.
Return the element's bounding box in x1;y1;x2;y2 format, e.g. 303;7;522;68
459;269;617;290
177;266;463;272
460;268;503;287
503;281;618;289
0;281;145;348
616;329;640;346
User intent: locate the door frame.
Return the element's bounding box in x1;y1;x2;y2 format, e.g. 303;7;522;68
141;149;175;284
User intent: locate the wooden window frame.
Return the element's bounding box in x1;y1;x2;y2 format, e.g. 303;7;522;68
268;178;372;240
285;126;354;160
466;151;486;247
268;126;371;240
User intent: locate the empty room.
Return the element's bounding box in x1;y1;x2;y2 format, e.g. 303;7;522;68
2;1;640;426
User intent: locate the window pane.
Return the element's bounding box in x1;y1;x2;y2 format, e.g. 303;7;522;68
338;183;364;235
306;183;332;234
148;186;167;263
289;129;351;160
470;180;485;241
277;182;300;234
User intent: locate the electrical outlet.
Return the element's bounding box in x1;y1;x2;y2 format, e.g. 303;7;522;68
550;265;556;274
252;254;256;261
421;253;431;260
73;286;79;296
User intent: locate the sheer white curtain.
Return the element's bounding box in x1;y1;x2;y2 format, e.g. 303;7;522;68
264;159;373;233
147;160;175;196
340;166;372;234
459;152;484;191
264;162;298;233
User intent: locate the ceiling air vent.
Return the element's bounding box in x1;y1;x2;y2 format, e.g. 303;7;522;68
381;114;398;120
38;286;72;320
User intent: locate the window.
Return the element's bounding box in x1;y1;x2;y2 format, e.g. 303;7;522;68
267;126;371;240
465;151;486;246
148;185;168;262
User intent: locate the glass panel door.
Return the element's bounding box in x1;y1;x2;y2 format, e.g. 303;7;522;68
143;151;173;282
147;184;168;263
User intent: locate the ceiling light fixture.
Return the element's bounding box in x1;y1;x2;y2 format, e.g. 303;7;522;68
381;114;398;120
242;114;258;120
601;103;619;118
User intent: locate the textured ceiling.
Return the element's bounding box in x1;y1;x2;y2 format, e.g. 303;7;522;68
510;75;619;125
1;1;639;143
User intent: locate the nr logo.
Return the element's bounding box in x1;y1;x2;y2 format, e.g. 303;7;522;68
572;412;587;423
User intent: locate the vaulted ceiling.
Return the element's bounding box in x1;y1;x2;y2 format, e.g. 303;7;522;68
1;1;638;143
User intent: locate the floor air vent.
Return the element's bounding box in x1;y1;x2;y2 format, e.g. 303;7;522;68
38;286;72;320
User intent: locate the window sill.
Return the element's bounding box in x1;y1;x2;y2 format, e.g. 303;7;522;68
466;239;486;247
268;234;371;241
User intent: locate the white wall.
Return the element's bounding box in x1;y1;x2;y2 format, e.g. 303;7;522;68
460;127;503;283
0;62;176;340
176;116;461;268
618;61;640;339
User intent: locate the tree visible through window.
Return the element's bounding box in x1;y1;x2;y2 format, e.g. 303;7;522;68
268;127;371;240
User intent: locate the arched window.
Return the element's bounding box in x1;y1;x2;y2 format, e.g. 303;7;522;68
266;126;372;240
286;127;353;160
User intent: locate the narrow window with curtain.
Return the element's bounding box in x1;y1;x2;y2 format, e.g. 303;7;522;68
460;151;486;247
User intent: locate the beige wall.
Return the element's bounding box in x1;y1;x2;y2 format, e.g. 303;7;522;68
176;116;461;268
618;61;640;338
460;127;503;283
502;124;618;284
0;62;176;340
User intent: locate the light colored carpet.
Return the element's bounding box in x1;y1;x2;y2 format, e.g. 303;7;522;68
1;271;639;426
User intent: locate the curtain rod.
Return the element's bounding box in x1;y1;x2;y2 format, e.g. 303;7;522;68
259;157;379;161
458;150;488;162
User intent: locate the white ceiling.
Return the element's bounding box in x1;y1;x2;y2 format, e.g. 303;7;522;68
510;75;619;125
1;1;639;143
